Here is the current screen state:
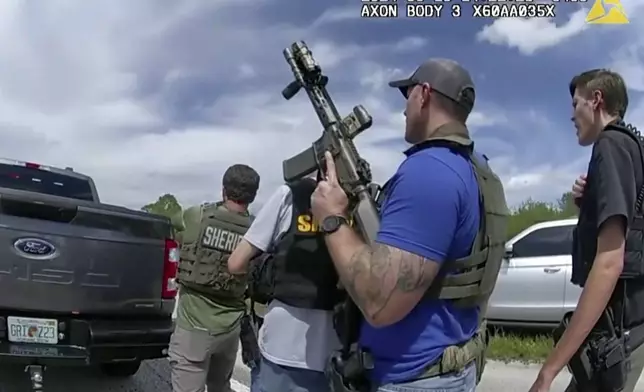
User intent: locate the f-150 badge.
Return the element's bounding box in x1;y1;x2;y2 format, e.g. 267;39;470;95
13;238;57;260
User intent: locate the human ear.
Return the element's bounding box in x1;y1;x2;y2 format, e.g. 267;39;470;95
591;89;603;111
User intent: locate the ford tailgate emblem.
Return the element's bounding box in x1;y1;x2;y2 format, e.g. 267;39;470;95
13;238;57;260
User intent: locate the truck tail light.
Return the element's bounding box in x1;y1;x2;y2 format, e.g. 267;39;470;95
162;238;180;299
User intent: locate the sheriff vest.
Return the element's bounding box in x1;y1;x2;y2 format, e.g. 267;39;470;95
202;226;243;252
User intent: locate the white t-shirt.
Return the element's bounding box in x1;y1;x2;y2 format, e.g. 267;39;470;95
244;184;341;372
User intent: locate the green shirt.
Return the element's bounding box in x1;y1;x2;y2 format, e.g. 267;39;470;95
173;204;247;335
175;285;246;334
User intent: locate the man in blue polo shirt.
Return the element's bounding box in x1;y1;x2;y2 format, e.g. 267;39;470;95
311;59;485;391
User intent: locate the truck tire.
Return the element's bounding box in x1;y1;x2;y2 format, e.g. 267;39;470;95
100;361;142;377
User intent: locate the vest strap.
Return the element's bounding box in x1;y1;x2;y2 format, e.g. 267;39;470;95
417;321;488;379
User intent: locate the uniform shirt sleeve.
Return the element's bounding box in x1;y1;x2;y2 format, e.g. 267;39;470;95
376;153;461;263
592;135;637;232
244;185;292;252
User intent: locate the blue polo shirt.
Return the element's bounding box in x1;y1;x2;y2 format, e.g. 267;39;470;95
359;145;481;385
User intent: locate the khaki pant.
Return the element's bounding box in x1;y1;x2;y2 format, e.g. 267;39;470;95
565;342;644;392
168;324;240;392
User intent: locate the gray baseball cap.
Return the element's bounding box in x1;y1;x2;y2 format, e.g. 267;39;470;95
389;58;475;112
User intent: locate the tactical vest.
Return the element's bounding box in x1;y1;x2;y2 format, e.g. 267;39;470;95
269;179;344;310
177;202;252;300
573;122;644;286
331;124;508;386
377;125;509;309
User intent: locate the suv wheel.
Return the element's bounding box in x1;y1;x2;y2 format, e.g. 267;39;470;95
100;361;142;377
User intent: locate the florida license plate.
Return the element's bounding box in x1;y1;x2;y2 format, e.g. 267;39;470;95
7;316;58;344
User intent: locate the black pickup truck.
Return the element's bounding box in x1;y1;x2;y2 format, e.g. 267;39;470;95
0;159;178;389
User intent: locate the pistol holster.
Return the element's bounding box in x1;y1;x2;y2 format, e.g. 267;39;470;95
326;346;373;392
239;314;261;370
555;313;629;392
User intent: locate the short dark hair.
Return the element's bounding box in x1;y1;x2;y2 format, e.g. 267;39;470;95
433;87;474;123
222;164;260;205
569;69;628;118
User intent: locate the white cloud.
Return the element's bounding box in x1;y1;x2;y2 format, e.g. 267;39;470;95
468;111;508;130
0;0;572;215
472;0;644;207
611;48;644;92
392;36;427;52
476;9;588;55
608;4;644;92
491;152;590;206
602;1;644;121
476;0;644;59
311;5;359;28
0;0;440;211
237;64;256;79
310;37;428;69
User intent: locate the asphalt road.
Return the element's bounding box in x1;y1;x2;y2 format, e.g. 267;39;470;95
0;297;640;391
0;355;590;392
0;360;174;392
1;351;644;392
0;352;247;392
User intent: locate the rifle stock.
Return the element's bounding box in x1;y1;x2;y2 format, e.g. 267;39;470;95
280;41;380;244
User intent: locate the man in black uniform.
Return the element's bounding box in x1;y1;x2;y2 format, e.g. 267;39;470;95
530;69;644;392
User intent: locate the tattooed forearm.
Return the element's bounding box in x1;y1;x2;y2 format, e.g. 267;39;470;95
341;243;438;321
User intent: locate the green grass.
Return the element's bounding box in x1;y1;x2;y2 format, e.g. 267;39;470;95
486;328;554;364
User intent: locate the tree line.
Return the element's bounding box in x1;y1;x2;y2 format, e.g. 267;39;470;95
141;191;579;239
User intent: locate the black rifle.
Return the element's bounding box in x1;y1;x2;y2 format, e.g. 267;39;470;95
280;41;381;392
280;41;381;244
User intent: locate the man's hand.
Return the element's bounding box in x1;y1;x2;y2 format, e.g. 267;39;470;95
572;174;587;207
572;174;587;198
528;369;555;392
533;216;625;390
311;151;349;222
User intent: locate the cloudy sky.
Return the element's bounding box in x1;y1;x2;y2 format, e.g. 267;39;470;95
0;0;642;212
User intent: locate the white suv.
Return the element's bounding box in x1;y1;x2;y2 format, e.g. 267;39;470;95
486;218;581;328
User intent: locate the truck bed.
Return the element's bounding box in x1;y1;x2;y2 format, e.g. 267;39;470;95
0;187;173;316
